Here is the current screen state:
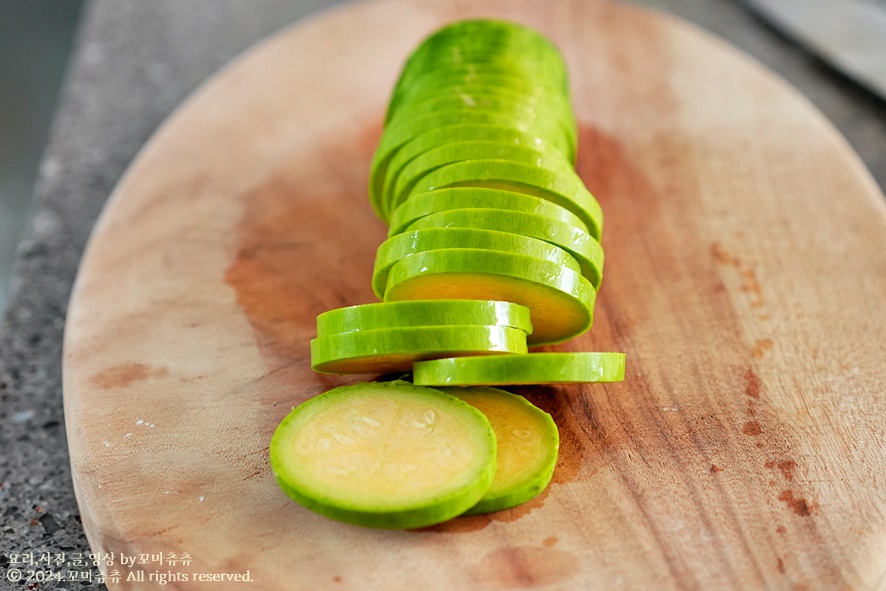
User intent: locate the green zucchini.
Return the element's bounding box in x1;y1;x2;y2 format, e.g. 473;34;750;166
383;248;596;346
405;208;604;289
310;324;528;374
387;187;588;237
413;352;627;386
390;141;574;208
438;386;559;515
315;300;532;336
382;125;566;214
372;227;581;299
270;380;497;529
404;159;604;240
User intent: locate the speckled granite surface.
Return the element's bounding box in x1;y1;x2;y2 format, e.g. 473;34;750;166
0;1;883;589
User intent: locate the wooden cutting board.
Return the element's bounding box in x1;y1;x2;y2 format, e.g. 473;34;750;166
63;0;886;589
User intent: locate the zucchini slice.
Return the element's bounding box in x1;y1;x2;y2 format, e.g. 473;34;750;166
389;74;567;128
372;227;581;299
310;324;529;374
383;125;566;212
390;141;573;208
405;208;604;289
388;88;575;134
384;249;596;346
438;386;559;515
369;111;569;222
388;187;588;237
316;299;532;336
404;159;604;240
270;380;497;529
395;19;567;75
413;352;627;386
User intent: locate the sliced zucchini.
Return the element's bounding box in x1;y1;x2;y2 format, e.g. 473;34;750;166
389;72;566;124
437;386;559;515
372;227;581;299
413;352;627;386
369;111;570;222
310;324;528;374
404;159;604;240
270;380;497;529
405;208;604;289
316;299;532;336
391;141;573;208
388;187;588;237
383;125;566;214
388;88;575;132
394;50;568;104
384;248;596;346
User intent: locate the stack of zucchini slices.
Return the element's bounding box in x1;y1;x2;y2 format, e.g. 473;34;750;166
371;19;602;348
271;19;625;530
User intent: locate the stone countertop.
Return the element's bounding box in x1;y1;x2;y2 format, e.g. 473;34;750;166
0;1;883;589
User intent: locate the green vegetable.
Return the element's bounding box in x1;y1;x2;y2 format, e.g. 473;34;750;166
369;111;570;221
387;88;575;137
272;19;626;529
383;249;596;346
404;159;603;240
387;187;588;237
413;352;627;386
389;19;570;116
310;324;529;374
390;140;574;208
270;381;497;529
438;386;559;515
382;125;567;218
315;300;532;336
404;208;604;289
372;227;581;299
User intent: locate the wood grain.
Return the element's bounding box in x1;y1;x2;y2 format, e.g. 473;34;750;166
63;0;886;589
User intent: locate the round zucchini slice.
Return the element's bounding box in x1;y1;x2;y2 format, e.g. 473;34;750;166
394;51;568;105
391;141;573;208
389;72;566;123
369;112;570;222
404;159;604;240
310;324;528;374
388;187;588;237
316;299;532;336
390;86;577;153
383;125;567;215
388;87;575;131
396;19;566;71
372;227;581;299
437;386;559;515
413;352;627;386
384;249;596;346
270;380;497;529
405;208;604;289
